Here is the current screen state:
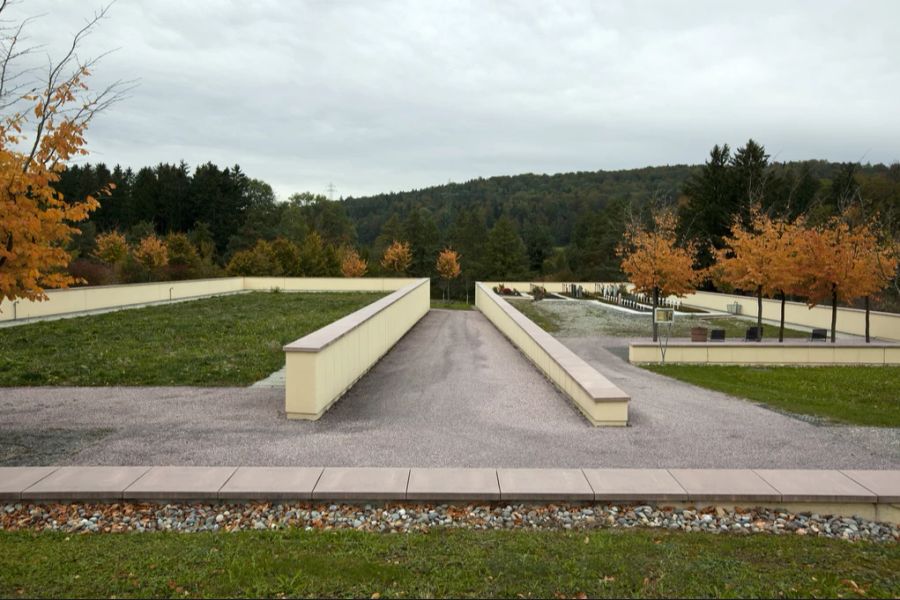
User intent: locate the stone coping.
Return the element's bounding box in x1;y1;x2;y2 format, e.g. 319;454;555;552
476;282;628;403
283;278;429;353
2;467;897;504
630;341;900;348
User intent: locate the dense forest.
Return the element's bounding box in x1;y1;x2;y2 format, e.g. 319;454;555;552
54;140;900;303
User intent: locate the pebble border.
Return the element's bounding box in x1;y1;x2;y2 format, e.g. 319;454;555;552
1;502;897;543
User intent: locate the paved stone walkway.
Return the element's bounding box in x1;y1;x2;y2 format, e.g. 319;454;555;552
0;310;897;468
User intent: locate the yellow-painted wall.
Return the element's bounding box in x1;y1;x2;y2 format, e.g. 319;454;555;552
283;279;431;420
475;282;629;426
480;281;900;342
0;277;425;323
244;277;420;292
681;291;900;342
629;343;900;365
0;278;246;322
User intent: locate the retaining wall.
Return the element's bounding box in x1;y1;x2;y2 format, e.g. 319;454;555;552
475;282;629;426
0;277;422;323
0;278;245;322
480;281;900;342
282;278;431;420
681;291;900;342
629;342;900;366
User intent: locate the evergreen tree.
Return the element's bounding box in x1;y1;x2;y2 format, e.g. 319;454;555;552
486;216;527;279
523;221;554;274
679;143;735;268
403;207;440;277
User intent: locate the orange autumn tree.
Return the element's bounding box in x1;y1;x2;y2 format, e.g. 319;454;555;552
799;215;898;343
0;4;122;306
381;240;412;276
617;210;702;341
711;206;805;341
132;235;168;279
340;247;368;278
94;231;129;266
435;247;461;300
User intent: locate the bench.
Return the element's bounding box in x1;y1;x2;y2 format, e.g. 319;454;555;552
745;326;762;342
710;329;726;342
810;328;827;342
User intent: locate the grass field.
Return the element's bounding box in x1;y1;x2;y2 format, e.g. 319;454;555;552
646;365;900;427
0;529;897;598
0;291;382;386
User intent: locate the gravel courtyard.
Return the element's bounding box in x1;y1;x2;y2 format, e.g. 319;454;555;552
1;309;897;468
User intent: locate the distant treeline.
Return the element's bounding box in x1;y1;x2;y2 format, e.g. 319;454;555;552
55;140;900;301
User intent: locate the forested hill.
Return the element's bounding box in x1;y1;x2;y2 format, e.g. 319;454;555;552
344;165;698;247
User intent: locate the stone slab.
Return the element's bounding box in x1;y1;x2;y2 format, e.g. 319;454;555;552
841;470;900;503
583;468;688;502
756;469;876;503
22;466;150;500
497;468;593;501
407;468;500;501
0;467;58;500
312;468;409;500
669;469;780;502
123;466;237;500
219;467;323;500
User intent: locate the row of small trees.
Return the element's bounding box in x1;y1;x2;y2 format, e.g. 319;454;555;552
618;207;898;343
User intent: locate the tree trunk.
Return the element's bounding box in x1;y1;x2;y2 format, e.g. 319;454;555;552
779;291;786;343
756;285;763;342
830;287;838;343
652;287;659;342
865;295;870;343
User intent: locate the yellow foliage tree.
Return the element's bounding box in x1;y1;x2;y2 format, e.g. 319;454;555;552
381;240;412;276
132;235;168;277
340;247;368;278
94;231;129;265
617;210;702;341
0;5;122;305
798;215;898;343
435;247;461;300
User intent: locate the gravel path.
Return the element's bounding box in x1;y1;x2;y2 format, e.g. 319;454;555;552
1;310;897;468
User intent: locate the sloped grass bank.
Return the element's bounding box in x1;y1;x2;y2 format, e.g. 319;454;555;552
0;292;383;386
646;365;900;427
0;529;897;598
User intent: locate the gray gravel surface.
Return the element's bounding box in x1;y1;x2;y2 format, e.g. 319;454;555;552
0;309;897;468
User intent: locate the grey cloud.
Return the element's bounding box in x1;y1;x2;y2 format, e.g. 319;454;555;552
17;0;900;198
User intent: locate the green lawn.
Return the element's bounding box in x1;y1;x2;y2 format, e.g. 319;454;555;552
646;365;900;427
0;530;897;598
0;291;383;386
508;299;563;333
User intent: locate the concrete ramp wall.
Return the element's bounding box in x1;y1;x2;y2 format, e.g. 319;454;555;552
475;282;629;426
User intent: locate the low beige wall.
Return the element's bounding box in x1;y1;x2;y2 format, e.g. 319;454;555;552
283;278;431;420
0;277;425;323
475;282;629;426
0;278;246;322
480;281;627;295
629;342;900;366
682;291;900;342
481;282;900;342
243;277;420;293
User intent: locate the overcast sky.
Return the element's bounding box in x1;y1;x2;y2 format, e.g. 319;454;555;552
18;0;900;199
